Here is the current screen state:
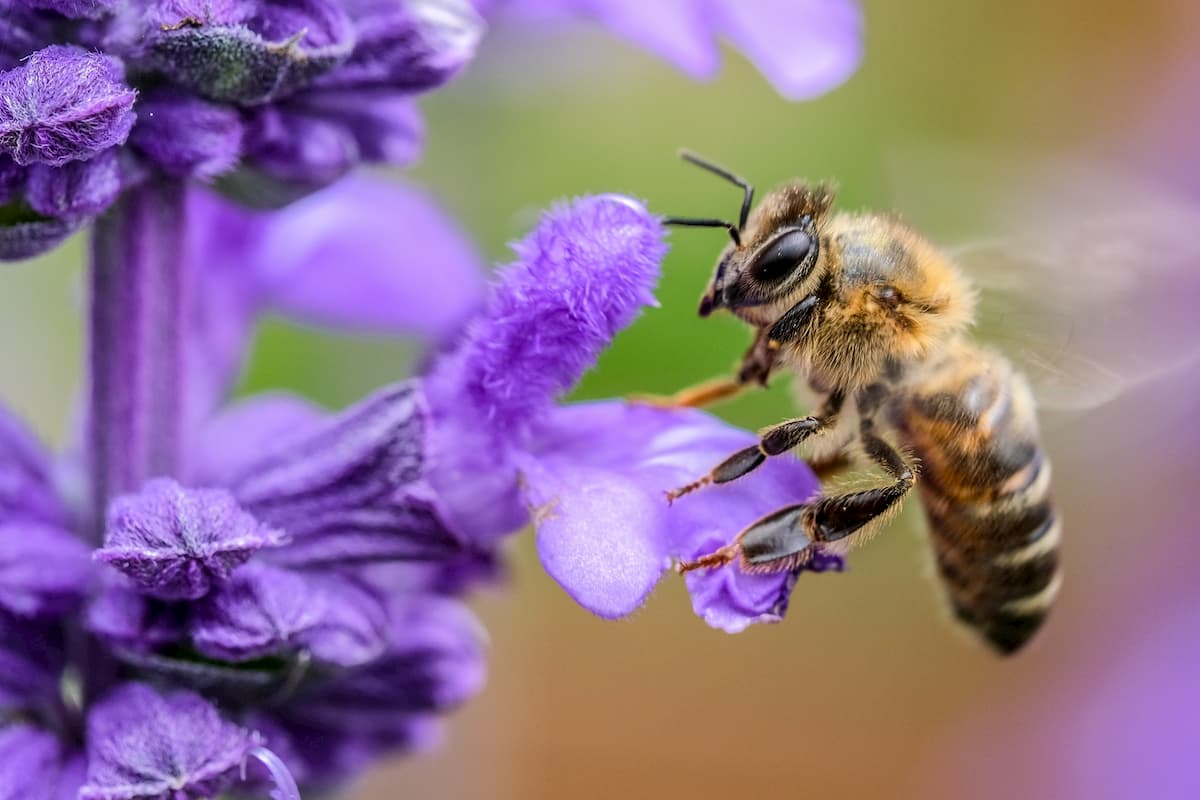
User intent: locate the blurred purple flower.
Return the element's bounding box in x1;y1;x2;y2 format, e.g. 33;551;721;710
485;0;863;100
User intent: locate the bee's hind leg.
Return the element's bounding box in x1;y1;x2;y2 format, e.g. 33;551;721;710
677;503;821;574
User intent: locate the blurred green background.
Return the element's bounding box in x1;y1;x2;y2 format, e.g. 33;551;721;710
3;1;1198;798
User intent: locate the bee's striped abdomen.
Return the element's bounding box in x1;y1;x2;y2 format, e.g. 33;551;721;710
897;343;1060;655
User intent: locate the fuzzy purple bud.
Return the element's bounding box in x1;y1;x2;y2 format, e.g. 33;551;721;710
432;195;665;435
26;149;122;219
0;46;136;167
96;478;285;600
80;683;254;800
129;90;243;179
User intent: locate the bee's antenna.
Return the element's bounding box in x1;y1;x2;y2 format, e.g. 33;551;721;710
678;149;755;231
663;216;742;247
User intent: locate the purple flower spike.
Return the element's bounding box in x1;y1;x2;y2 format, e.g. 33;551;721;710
96;478;285;600
321;0;485;92
26;149;123;219
130;90;243;180
525;402;833;632
0;46;136;167
434;194;665;435
80;683;253;800
145;0;356;105
190;563;324;662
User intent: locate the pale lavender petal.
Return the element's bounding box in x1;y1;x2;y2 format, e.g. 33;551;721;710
81;683;253;800
0;402;67;525
190;393;327;486
711;0;863;101
96;478;286;600
0;46;135;167
249;173;485;337
526;402;831;632
0;520;92;616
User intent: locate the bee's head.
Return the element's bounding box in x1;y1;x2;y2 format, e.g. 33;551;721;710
665;152;835;326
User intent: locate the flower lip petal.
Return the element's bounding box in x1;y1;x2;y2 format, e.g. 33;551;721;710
130;89;244;180
0;520;93;616
0;207;86;261
0;46;136;167
525;401;834;631
96;478;285;600
26;149;123;219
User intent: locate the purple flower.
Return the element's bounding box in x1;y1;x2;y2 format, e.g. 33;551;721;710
418;192;838;630
488;0;863;100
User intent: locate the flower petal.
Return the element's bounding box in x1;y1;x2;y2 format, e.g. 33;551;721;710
0;402;67;525
25;149;123;219
129;89;244;180
0;520;92;616
320;0;484;92
711;0;863;101
525;402;834;632
190;392;327;486
96;478;285;600
253;173;485;335
0;46;135;167
0;725;84;800
0;207;86;262
81;683;253;800
17;0;118;17
226;382;464;566
427;193;665;437
190;562;325;662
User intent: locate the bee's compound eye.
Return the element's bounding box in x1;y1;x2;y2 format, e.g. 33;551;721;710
751;229;814;284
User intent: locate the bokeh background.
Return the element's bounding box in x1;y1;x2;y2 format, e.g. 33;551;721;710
3;1;1199;798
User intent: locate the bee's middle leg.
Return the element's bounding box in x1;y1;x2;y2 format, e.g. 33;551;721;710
666;391;845;502
678;417;915;574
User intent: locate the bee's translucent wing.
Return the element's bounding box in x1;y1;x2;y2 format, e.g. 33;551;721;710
888;152;1200;411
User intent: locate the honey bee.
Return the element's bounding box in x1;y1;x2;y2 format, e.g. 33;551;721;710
655;150;1185;655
